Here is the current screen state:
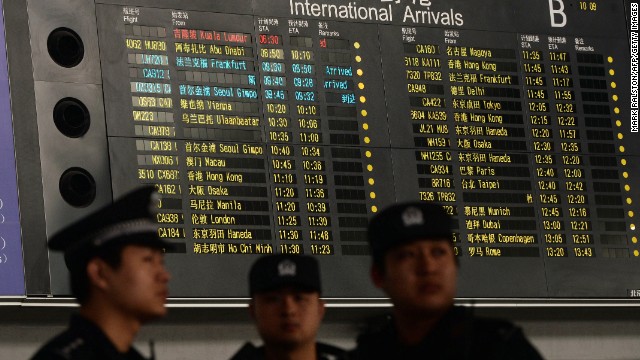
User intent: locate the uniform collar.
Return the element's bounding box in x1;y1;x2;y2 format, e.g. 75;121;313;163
69;314;140;358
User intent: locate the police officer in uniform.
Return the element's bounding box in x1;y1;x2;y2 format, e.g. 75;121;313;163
230;254;346;360
31;187;171;360
350;202;543;359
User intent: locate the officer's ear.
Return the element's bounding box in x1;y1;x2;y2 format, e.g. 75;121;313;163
317;296;326;319
370;264;385;289
86;258;111;291
248;298;256;320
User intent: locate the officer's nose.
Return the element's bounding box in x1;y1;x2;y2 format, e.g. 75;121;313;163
281;295;296;316
159;267;170;283
157;261;171;283
416;249;435;274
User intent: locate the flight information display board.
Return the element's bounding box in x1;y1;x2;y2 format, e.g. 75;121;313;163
82;0;639;298
0;0;25;296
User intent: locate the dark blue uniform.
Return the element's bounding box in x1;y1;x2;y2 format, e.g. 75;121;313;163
31;314;148;360
350;306;543;360
230;342;346;360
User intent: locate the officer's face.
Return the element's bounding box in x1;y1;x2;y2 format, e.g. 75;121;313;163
101;245;170;322
372;239;457;316
250;287;325;349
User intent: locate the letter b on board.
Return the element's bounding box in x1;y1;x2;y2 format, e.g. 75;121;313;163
549;0;567;27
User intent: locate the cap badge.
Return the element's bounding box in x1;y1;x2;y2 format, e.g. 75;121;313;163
402;206;424;226
277;260;296;276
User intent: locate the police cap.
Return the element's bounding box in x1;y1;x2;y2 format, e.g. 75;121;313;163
249;254;321;296
48;186;169;271
367;202;453;261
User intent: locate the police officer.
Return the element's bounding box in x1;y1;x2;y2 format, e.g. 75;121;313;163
350;202;543;359
230;254;346;360
31;187;171;360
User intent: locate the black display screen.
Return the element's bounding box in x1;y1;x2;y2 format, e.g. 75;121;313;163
45;0;638;298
